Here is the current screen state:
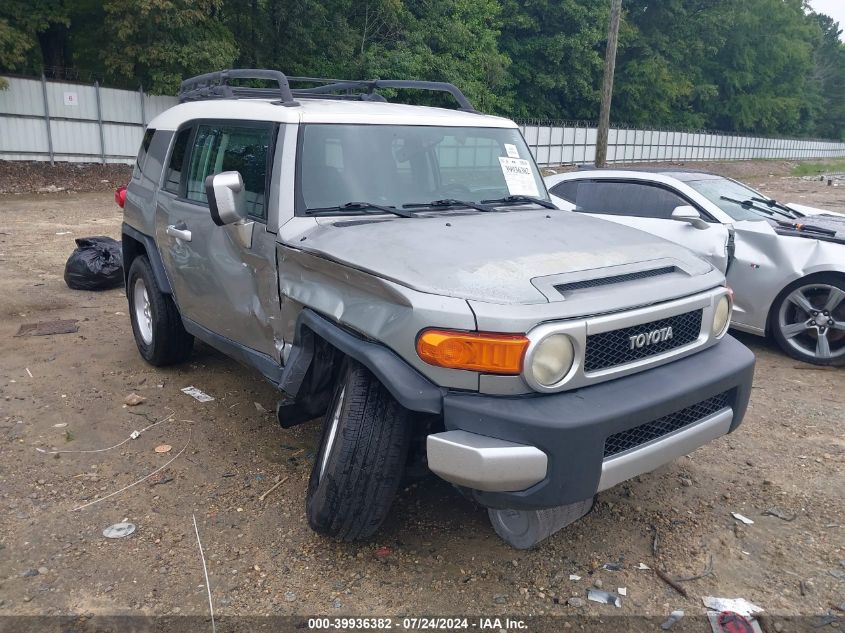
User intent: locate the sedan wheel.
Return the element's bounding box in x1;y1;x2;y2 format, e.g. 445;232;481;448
774;279;845;366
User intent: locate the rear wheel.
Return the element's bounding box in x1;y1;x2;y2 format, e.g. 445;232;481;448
306;359;411;541
771;274;845;366
127;255;193;366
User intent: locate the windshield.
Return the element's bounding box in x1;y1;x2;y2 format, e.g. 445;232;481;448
685;177;770;222
296;124;548;214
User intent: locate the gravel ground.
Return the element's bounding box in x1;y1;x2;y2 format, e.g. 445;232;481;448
0;160;131;195
0;160;843;629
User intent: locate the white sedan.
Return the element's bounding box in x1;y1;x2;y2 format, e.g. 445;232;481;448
545;169;845;366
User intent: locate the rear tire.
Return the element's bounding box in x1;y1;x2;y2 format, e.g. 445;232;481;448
770;273;845;366
306;359;411;541
127;255;193;366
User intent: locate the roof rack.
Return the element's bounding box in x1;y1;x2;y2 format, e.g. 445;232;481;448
178;69;477;112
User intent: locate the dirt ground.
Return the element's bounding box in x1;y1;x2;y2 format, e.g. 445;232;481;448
0;160;844;628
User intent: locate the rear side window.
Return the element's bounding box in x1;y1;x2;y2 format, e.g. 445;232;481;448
132;128;155;179
163;128;191;194
184;122;273;220
565;181;689;220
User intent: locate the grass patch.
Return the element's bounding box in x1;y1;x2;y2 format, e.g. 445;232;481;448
791;158;845;177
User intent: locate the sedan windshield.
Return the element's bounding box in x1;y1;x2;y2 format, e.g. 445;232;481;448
686;177;770;222
296;124;548;214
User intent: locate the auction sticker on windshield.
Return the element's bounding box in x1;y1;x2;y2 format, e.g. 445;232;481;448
498;156;539;196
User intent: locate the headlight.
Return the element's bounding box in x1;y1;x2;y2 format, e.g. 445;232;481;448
712;293;732;338
530;334;575;387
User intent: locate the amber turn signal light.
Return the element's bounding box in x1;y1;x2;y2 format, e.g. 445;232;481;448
416;329;528;374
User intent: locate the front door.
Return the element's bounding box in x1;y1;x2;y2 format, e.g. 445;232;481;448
550;179;731;273
155;120;282;367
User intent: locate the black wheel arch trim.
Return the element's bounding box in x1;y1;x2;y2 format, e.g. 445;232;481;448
280;309;444;414
121;223;173;295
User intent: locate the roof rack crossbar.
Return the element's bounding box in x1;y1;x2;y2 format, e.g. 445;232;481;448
179;69;300;106
288;78;476;112
177;69;476;111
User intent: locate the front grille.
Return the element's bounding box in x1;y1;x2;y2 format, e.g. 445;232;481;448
555;266;676;294
584;309;703;372
603;392;730;458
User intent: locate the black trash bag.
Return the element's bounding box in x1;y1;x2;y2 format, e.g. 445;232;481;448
64;236;124;290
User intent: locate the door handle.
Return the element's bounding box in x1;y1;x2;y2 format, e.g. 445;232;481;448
166;224;192;242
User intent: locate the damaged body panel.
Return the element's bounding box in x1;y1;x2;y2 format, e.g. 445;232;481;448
545;168;845;365
728;219;844;334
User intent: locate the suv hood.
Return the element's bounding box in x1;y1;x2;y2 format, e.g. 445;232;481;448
296;209;715;304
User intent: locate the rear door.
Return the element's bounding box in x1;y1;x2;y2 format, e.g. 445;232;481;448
155;119;283;369
550;179;731;273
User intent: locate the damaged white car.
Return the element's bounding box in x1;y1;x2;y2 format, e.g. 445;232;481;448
546;169;845;366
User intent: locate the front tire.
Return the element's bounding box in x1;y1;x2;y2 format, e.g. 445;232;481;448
770;273;845;366
127;255;193;366
306;359;411;541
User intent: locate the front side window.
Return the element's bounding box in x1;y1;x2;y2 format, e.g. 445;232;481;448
184;122;273;220
565;180;691;220
296;124;547;213
686;178;768;222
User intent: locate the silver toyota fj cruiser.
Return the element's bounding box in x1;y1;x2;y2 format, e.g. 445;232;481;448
119;69;755;548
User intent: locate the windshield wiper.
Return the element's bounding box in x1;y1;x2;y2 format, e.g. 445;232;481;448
721;196;836;236
402;199;496;213
305;201;413;218
720;194;797;221
749;196;804;219
481;194;557;210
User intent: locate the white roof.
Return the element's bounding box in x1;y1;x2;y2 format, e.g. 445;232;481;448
148;97;517;131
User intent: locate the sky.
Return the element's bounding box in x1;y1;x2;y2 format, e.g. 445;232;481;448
809;0;845;39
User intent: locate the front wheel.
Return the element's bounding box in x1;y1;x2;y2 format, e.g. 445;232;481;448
306;359;412;541
770;274;845;366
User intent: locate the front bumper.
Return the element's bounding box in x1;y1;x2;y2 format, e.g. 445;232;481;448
426;335;755;510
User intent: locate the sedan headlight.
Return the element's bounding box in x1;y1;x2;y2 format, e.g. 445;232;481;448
712;293;732;338
530;334;576;387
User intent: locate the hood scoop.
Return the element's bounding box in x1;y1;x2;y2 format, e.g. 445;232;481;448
554;265;677;295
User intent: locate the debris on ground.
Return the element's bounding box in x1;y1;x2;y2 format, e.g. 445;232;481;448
181;386;214;402
64;236;123;291
191;514;216;633
567;597;585;608
15;319;79;337
653;567;689;598
154;444;172;454
731;512;755;525
102;522;136;539
661;610;684;630
702;596;764;617
637;562;651;570
603;561;623;571
254;402;268;413
258;475;289;502
587;588;622;607
762;508;796;521
617;587;627;596
703;597;765;633
124;393;145;406
569;574;581;581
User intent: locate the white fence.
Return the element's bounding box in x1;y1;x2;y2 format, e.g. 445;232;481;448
519;121;845;166
2;75;845;166
0;75;176;164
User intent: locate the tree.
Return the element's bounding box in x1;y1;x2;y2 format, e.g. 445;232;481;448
0;1;70;75
807;12;845;140
102;0;237;93
499;0;608;120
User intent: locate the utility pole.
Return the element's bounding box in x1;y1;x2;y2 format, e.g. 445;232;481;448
595;0;623;167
